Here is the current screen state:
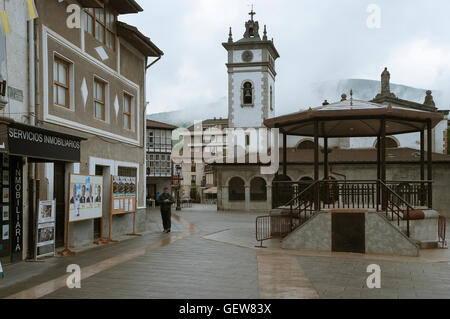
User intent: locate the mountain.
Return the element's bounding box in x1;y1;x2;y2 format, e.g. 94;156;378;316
147;79;444;128
311;79;442;106
147;97;227;128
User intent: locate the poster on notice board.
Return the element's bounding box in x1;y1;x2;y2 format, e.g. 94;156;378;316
68;175;103;222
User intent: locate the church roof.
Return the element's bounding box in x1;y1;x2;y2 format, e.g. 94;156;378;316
279;147;450;165
211;147;450;166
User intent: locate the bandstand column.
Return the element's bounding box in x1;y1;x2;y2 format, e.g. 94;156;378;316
314;120;320;210
283;131;287;177
323;136;329;180
380;119;386;210
427;120;433;208
376;135;381;208
420;129;425;206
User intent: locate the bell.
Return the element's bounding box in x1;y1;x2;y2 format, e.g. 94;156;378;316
245;90;252;97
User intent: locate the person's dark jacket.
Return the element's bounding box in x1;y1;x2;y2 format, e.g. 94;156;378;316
158;193;174;211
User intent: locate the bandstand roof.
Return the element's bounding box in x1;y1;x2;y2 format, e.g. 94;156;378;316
264;99;444;138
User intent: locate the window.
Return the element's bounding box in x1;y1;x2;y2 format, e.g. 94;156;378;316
375;137;399;149
250;177;267;201
147;131;154;150
297;140;315;150
147;153;172;177
94;78;106;121
147;129;173;152
84;7;116;50
53;58;70;108
270;86;273;111
118;167;137;179
229;177;245;201
84;8;94;35
191;175;196;185
123;93;132;130
243;82;253;105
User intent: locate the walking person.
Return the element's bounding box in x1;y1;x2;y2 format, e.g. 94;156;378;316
158;188;174;233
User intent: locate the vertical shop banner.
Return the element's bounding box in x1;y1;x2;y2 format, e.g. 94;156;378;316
11;157;22;263
0;154;9;259
69;175;103;222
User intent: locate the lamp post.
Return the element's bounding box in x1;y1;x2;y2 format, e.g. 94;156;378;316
173;164;183;211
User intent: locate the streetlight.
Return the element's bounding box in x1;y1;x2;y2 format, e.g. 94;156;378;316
173;164;183;211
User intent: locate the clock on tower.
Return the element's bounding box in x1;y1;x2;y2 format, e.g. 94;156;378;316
222;9;280;129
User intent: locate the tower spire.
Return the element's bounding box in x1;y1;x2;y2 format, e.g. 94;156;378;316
228;27;233;43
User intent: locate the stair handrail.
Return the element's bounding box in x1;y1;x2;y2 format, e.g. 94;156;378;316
280;180;319;209
379;180;414;237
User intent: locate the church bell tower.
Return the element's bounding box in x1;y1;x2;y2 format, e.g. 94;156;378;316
222;8;280;128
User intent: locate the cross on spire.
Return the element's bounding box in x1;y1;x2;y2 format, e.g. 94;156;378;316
249;5;256;21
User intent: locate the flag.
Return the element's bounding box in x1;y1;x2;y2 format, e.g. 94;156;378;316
26;0;38;20
0;11;9;35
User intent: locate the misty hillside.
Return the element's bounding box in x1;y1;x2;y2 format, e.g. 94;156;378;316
148;97;227;128
312;79;441;106
148;79;442;128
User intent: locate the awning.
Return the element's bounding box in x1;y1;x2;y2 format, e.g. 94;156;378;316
0;119;86;163
203;187;217;194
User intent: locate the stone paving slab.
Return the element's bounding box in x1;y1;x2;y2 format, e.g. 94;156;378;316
2;205;450;299
43;236;259;299
0;209;187;298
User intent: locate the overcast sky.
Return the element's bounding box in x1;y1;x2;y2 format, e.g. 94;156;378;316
121;0;450;116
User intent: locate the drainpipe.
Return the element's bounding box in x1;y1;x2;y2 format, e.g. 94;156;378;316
143;55;162;206
28;21;35;126
27;19;37;259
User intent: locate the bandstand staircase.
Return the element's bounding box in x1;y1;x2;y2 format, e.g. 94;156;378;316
256;180;447;249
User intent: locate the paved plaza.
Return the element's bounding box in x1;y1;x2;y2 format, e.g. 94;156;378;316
1;205;450;299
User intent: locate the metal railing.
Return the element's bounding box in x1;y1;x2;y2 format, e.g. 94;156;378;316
379;180;413;237
256;214;293;248
318;180;379;210
386;181;432;209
